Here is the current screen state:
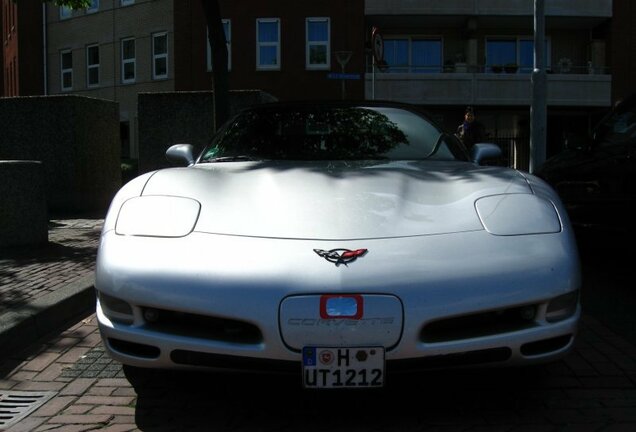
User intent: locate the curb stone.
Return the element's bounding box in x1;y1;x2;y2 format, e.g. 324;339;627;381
0;274;95;354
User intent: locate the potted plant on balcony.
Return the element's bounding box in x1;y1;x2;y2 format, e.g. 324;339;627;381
491;64;503;73
557;57;572;74
454;52;467;72
504;63;519;73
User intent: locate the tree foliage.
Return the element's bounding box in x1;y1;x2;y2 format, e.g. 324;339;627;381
44;0;91;8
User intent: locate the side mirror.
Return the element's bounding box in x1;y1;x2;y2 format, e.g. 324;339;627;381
166;144;195;167
470;143;502;165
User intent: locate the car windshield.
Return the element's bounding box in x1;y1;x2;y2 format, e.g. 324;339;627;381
199;105;467;162
594;103;636;147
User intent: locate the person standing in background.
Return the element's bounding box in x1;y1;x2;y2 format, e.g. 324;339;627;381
456;106;486;150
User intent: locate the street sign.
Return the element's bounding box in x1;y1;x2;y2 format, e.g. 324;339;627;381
327;73;361;80
372;26;384;63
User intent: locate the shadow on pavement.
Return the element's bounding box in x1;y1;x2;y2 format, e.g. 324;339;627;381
0;221;100;315
131;366;554;431
576;226;636;346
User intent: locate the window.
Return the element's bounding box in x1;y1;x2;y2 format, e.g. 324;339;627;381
411;39;442;73
486;39;516;72
207;19;231;71
384;37;442;73
86;44;99;87
486;37;550;73
152;33;168;79
121;38;135;83
60;49;72;91
120;0;134;6
384;39;408;72
59;6;72;20
306;17;330;69
87;0;99;13
256;18;280;70
519;40;536;73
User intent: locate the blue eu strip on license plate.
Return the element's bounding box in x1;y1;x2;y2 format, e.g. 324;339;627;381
302;346;385;388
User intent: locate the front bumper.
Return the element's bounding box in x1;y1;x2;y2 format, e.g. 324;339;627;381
96;228;581;371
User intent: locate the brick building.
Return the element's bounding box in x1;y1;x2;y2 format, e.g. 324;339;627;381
44;0;175;159
174;0;365;101
3;0;635;167
365;0;613;168
611;0;636;103
1;0;44;97
27;0;364;159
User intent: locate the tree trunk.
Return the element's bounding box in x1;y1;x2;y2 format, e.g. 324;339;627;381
200;0;229;131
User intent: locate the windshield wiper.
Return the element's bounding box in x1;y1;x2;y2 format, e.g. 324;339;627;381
206;155;256;163
420;134;446;160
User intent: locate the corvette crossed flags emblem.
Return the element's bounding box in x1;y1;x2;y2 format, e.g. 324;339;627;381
313;248;368;266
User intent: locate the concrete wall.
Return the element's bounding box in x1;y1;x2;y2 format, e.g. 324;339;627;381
137;90;276;174
366;73;611;107
46;0;175;158
0;160;47;248
0;95;120;213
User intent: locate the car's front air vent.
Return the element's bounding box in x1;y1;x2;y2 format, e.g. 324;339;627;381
108;338;160;359
142;308;263;345
420;305;538;343
388;347;512;372
521;335;572;356
171;350;297;372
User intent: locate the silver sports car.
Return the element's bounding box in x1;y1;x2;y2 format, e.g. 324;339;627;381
96;101;581;388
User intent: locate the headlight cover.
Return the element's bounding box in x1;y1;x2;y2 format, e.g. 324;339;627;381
475;194;561;236
115;196;201;237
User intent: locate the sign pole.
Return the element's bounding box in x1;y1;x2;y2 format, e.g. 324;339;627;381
335;51;352;100
372;61;375;100
371;27;384;101
530;0;547;173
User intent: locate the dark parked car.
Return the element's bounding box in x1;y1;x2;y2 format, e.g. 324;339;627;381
537;95;636;231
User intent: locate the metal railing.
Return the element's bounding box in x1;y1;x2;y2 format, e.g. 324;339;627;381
367;63;610;75
486;135;530;170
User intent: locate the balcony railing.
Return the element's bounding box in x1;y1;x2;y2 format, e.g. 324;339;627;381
366;0;612;18
367;63;611;75
365;63;611;107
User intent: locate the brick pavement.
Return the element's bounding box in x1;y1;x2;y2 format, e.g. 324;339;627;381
0;313;636;431
0;218;102;316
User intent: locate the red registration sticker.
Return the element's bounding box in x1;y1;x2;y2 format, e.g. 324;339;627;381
319;294;364;320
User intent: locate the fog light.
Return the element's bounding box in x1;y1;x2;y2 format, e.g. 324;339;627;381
98;292;133;324
144;308;160;323
546;291;579;323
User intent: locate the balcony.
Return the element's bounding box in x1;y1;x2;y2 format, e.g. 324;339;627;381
365;66;611;107
365;0;612;18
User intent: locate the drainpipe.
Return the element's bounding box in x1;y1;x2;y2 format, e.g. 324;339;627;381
42;3;47;95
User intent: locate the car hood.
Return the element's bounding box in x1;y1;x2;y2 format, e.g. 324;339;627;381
140;160;531;240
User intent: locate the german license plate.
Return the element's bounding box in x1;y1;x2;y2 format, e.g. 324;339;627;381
302;347;385;388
